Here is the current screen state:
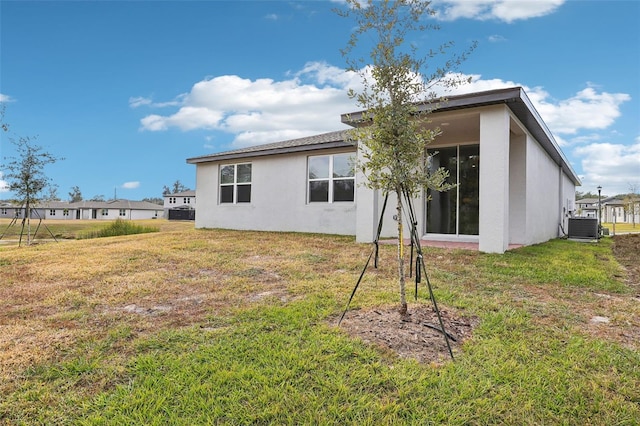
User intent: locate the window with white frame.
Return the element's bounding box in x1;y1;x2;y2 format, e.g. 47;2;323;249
119;209;126;216
101;209;108;216
220;163;252;203
49;209;56;216
308;153;355;203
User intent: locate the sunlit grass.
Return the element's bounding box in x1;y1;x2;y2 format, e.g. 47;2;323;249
602;221;640;234
0;226;638;424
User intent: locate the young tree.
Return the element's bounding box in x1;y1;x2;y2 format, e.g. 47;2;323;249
337;0;475;314
1;134;63;244
624;183;639;228
69;185;83;202
44;184;60;201
163;180;190;195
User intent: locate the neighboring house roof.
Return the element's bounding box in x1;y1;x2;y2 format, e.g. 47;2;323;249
165;190;195;197
186;130;353;164
603;198;625;206
72;200;163;210
25;200;162;210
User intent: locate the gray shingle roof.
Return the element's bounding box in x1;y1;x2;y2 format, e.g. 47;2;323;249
28;200;163;210
186;130;353;164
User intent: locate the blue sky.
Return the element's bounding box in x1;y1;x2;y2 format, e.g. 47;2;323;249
1;0;638;201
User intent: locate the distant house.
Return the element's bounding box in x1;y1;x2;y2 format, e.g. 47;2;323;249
576;196;640;225
576;198;599;218
163;190;196;220
0;199;163;220
187;87;581;253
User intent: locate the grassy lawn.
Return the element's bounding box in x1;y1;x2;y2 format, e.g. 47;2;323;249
602;221;640;235
0;220;638;424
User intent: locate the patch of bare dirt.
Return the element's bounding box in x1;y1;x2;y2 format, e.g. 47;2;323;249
612;233;640;290
337;304;478;365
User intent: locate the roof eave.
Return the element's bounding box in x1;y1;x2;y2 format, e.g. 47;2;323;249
186;140;355;164
341;87;581;186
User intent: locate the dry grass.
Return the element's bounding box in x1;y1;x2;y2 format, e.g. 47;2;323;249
0;221;384;396
1;220;638;424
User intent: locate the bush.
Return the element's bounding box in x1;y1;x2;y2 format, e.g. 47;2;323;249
80;218;159;239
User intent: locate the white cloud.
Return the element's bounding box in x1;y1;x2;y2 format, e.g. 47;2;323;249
122;181;140;189
0;173;8;193
441;74;630;137
0;93;15;103
435;0;565;23
136;65;630;152
533;87;630;135
573;141;640;195
264;13;279;20
129;96;152;108
487;34;506;42
129;95;185;109
137;62;357;147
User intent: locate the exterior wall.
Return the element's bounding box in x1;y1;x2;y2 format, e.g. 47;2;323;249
0;207;19;219
560;170;575;234
43;208;75;220
524;133;564;244
129;209;161;220
479;106;511;253
508;133;527;245
195;149;357;235
75;207;159;220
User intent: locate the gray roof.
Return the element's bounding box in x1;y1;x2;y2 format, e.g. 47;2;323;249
26;199;163;210
186;130;353;164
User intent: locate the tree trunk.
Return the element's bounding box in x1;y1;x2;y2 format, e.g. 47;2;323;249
26;199;32;246
396;191;407;315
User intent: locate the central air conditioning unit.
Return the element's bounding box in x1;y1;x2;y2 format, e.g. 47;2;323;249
568;218;598;239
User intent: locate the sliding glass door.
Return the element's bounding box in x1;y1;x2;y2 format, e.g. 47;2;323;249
426;144;479;236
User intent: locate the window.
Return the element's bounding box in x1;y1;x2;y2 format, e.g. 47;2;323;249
1;208;7;215
63;209;69;216
119;209;126;216
308;153;355;203
101;209;109;216
49;209;56;216
184;198;190;204
220;163;252;203
169;197;176;204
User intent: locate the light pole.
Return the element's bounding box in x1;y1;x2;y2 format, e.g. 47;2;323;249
597;185;602;238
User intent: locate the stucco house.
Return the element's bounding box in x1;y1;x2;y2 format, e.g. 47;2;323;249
0;199;163;220
576;198;599;218
163;190;196;220
576;197;640;225
186;87;581;253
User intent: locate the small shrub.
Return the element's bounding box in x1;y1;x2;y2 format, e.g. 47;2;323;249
80;218;159;239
